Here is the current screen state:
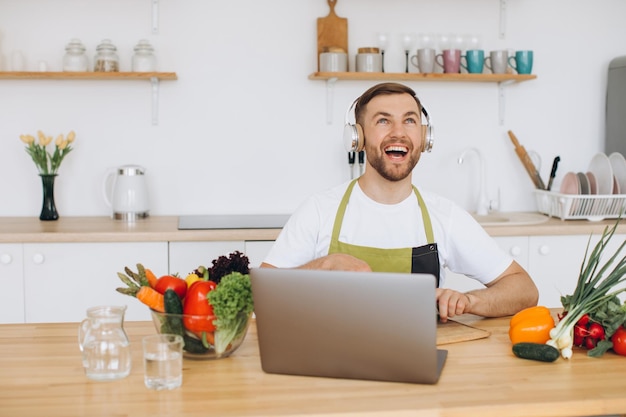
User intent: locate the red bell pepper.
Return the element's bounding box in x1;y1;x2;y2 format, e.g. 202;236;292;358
183;280;217;336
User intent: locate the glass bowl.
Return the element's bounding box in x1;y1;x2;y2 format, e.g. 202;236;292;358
149;309;251;360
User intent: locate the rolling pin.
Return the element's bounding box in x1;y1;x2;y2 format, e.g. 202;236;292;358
507;130;546;190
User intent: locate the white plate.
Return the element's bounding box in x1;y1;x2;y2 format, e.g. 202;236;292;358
588;152;614;195
559;171;580;195
608;152;626;194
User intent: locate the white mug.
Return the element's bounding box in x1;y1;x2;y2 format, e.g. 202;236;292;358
484;50;510;74
410;48;436;73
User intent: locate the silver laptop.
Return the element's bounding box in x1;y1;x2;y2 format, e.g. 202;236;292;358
250;268;447;384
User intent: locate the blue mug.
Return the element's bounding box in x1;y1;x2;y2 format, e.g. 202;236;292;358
509;50;533;74
461;49;484;74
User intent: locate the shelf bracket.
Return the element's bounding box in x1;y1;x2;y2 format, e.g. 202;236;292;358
152;0;159;34
497;80;514;125
151;77;160;125
499;0;507;39
325;77;338;124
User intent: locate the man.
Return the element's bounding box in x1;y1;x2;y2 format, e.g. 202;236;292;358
261;82;538;321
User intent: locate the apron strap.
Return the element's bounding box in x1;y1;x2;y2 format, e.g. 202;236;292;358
413;185;435;244
330;179;435;247
330;179;358;249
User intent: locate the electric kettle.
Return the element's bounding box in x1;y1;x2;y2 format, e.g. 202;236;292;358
102;165;149;221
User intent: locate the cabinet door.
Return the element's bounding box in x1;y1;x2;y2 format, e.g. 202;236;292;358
168;241;245;277
244;241;275;268
528;233;626;308
0;244;25;323
528;235;591;308
442;236;528;292
23;242;168;323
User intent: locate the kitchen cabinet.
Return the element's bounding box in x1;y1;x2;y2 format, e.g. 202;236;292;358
169;241;246;277
168;240;275;277
442;233;626;308
22;242;168;323
244;241;276;267
0;244;25;323
528;234;626;307
442;236;528;293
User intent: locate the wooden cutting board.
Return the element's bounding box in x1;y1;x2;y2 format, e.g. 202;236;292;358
437;320;491;345
316;0;348;71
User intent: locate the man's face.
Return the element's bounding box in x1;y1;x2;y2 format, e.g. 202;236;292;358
360;93;423;182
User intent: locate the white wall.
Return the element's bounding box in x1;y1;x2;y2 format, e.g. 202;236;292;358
1;0;625;218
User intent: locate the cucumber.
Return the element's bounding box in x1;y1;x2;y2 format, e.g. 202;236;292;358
183;335;209;354
162;289;184;337
512;342;559;362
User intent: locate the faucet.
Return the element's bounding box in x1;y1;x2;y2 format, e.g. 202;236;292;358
458;148;489;216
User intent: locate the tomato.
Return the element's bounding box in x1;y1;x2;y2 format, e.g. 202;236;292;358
154;275;187;299
183;280;217;335
611;326;626;356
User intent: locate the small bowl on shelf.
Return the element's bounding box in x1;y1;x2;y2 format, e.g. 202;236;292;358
149;309;252;360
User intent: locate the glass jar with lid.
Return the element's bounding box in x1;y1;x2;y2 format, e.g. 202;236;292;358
131;39;156;72
63;38;88;72
94;39;119;72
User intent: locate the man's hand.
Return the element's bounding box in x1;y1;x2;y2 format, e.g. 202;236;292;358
435;288;472;322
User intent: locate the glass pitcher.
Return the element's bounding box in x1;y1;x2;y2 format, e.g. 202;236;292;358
78;305;131;381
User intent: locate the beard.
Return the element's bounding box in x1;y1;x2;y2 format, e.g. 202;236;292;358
366;142;420;182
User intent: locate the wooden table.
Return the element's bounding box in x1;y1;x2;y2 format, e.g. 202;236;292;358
1;316;625;417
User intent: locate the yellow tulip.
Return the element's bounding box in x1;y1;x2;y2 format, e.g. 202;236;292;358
66;130;76;143
58;140;68;150
37;130;46;144
19;134;34;144
55;134;64;147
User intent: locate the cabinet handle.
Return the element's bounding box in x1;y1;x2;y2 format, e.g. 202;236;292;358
0;253;12;265
510;246;522;256
32;253;45;264
539;245;550;256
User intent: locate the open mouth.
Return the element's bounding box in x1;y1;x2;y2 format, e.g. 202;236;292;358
384;145;408;158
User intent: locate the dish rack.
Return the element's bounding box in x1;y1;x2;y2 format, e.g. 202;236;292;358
534;190;626;221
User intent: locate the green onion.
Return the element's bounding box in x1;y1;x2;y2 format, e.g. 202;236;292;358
547;218;626;359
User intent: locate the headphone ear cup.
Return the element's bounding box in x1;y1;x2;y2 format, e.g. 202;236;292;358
422;124;434;153
344;123;365;152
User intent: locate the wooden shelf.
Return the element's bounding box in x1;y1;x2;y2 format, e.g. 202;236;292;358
310;72;537;125
0;71;178;125
0;71;177;80
308;72;536;83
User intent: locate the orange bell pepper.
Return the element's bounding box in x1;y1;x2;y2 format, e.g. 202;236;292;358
509;306;555;345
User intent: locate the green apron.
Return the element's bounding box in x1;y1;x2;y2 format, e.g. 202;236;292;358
328;179;441;286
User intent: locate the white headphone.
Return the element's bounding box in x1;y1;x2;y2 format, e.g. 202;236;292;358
343;96;434;153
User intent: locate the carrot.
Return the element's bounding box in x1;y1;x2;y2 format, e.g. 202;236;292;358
145;268;159;288
136;286;165;312
201;331;215;348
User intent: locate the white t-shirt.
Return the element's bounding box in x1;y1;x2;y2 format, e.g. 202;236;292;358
264;180;513;286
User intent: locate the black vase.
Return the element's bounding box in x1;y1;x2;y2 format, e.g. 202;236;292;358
39;174;59;221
